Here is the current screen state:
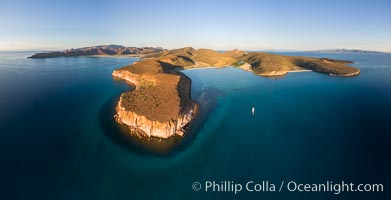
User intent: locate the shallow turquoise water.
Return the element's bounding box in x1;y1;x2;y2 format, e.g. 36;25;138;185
0;52;390;199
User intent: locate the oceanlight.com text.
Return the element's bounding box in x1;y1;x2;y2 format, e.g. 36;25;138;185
192;180;384;195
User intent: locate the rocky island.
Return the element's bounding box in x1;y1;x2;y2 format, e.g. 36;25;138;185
311;49;384;54
28;45;163;58
111;47;360;138
29;46;360;138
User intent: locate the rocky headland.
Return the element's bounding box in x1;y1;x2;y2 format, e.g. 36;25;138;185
112;47;360;138
112;59;199;138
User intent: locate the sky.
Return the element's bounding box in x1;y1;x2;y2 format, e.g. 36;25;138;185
1;0;390;51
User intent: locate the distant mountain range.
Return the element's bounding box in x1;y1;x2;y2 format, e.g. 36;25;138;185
28;45;164;58
310;49;384;53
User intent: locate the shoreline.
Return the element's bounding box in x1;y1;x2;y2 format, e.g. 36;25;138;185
87;54;141;58
330;69;361;77
182;66;226;71
289;69;312;73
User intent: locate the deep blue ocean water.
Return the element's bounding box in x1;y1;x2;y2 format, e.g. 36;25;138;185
0;51;390;199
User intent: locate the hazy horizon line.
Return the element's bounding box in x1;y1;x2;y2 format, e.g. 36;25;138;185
0;46;388;53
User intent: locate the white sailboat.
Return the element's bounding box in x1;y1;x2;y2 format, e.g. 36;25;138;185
252;107;255;115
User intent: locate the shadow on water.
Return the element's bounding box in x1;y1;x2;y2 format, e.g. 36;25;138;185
99;86;222;157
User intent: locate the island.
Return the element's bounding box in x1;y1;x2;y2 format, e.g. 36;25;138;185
28;45;163;58
311;49;384;54
29;46;360;138
111;47;360;138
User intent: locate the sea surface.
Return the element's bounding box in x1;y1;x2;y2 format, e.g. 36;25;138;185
0;51;390;200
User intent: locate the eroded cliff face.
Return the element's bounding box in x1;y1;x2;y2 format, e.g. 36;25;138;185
112;70;141;88
112;60;198;139
330;69;361;77
115;95;196;138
